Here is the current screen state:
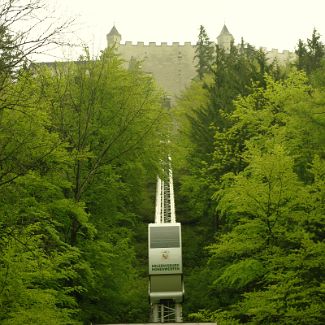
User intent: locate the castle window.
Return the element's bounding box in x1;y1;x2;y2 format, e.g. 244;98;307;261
162;96;171;109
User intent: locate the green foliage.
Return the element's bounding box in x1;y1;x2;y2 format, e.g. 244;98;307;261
0;223;81;324
0;17;165;322
178;40;283;177
189;309;241;325
186;71;325;323
295;29;325;75
195;25;215;79
2;6;325;323
173;40;293;323
173;41;285;285
213;259;264;289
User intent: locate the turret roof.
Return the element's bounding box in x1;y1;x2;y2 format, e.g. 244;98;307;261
108;26;121;36
218;24;232;36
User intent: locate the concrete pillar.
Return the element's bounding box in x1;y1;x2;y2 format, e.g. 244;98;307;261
175;303;183;322
152;304;159;323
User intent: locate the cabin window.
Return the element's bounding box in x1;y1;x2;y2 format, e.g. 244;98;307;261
150;226;180;248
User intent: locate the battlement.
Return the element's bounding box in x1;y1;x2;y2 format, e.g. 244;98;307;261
119;41;195;47
259;46;295;56
108;25;297;105
109;25;295;58
119;41;295;57
258;46;296;63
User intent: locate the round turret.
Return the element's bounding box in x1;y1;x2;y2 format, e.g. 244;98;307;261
217;24;234;53
106;26;121;47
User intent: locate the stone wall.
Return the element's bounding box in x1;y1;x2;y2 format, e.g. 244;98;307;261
113;39;296;102
263;48;296;64
116;42;197;102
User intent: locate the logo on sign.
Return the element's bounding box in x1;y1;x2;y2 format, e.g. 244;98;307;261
161;250;169;260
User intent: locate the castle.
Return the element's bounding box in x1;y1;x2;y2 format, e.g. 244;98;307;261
107;25;296;103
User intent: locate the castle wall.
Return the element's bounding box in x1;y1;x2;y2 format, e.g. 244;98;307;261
114;40;296;103
263;48;296;64
117;42;197;102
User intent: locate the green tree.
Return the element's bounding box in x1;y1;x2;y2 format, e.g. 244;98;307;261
0;0;72;110
194;25;215;79
36;48;166;245
186;41;282;173
295;28;325;74
0;106;83;323
173;40;281;321
174;42;283;240
0;224;81;324
0;10;166;321
188;70;325;324
28;48;168;322
206;144;325;324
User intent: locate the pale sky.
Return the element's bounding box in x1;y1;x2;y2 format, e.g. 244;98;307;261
42;0;325;60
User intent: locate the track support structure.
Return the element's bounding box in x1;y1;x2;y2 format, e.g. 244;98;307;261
149;157;184;322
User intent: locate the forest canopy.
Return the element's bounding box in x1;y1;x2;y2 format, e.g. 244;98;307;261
173;25;325;325
0;1;324;324
0;1;168;323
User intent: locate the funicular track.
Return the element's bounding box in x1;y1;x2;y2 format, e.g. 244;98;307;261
94;158;216;325
148;157;184;322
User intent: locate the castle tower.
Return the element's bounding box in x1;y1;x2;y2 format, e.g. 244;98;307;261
217;24;234;53
106;26;121;47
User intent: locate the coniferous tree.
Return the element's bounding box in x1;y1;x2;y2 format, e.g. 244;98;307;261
189;40;281;169
295;28;325;74
194;25;215;79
